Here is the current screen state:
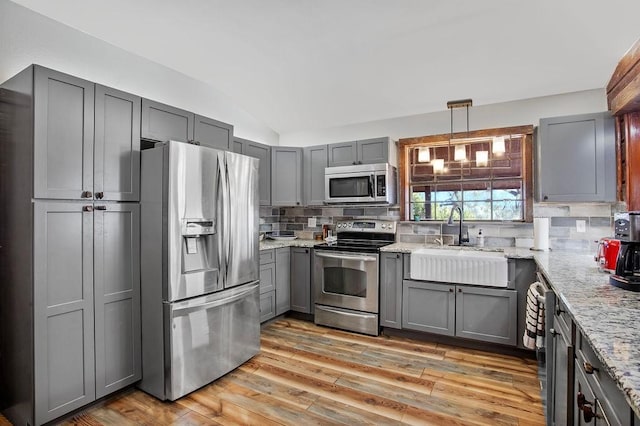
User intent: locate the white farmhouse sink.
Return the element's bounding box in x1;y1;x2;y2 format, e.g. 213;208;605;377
410;248;509;287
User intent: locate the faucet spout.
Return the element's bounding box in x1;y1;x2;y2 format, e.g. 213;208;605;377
447;205;468;245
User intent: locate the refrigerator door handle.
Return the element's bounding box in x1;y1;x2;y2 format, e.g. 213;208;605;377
216;155;226;287
171;282;259;316
224;157;232;278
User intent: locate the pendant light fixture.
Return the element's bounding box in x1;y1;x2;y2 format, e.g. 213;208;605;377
454;144;467;161
417;147;430;162
492;136;505;155
476;150;489;167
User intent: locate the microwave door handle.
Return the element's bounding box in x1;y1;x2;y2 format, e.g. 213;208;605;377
368;174;374;198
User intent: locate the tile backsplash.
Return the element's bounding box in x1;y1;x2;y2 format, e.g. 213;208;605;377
260;202;623;253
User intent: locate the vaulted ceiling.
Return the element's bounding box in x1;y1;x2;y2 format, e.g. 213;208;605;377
10;0;640;134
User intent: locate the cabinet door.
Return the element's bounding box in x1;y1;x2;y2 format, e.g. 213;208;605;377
327;141;358;167
260;291;276;323
455;287;517;345
304;145;328;206
94;85;141;202
141;98;194;143
194;114;233;150
34;67;94;200
290;247;311;313
380;252;403;329
271;147;302;206
550;316;573;426
33;202;95;424
275;247;291;315
538;112;615;202
232;138;244;154
357;137;389;164
402;280;455;336
259;262;276;294
244;140;272;206
94;203;141;399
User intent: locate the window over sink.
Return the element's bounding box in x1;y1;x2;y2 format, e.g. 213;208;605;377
398;125;534;222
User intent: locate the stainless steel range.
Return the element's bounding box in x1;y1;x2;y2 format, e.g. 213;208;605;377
313;220;396;336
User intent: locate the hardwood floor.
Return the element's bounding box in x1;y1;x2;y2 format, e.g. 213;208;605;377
56;318;544;425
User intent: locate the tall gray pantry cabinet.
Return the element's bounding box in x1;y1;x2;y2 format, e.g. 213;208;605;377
0;65;141;426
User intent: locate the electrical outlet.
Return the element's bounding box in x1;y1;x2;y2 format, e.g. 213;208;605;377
576;220;586;233
308;217;317;228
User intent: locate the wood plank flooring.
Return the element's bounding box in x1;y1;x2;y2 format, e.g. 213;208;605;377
53;318;544;425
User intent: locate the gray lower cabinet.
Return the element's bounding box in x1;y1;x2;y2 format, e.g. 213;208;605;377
94;85;141;201
537;112;615;202
93;203;141;398
303;145;328;206
272;147;303;206
380;252;403;329
291;247;312;313
235;138;271;206
550;313;573;426
260;292;276;323
275;248;291;315
402;280;455;336
34;202;96;424
402;280;517;345
194;114;233;150
34;66;95;200
141;98;194;143
455;286;518;346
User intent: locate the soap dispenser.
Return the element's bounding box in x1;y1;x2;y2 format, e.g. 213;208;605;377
477;229;485;247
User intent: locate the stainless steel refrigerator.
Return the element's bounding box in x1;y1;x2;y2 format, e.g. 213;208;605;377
139;140;260;401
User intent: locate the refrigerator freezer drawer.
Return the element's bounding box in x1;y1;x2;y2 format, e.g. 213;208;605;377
165;281;260;400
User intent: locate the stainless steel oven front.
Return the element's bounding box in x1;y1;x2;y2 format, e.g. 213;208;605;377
313;250;379;335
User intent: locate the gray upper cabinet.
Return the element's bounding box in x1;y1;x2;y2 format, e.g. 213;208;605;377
380;252;403;329
33;202;95;424
327;137;394;167
272;147;303;206
236;138;271;206
402;280;455;336
537;112;615;202
194;114;233;150
291;247;312;313
34;67;95;200
327;141;358;167
455;286;517;346
93;203;141;399
94;85;141;201
141;98;194;143
275;247;291;315
303;145;328;206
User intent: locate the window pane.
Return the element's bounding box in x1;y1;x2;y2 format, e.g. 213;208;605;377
493;180;522;200
493;201;524;220
462;201;491;220
462;182;490;202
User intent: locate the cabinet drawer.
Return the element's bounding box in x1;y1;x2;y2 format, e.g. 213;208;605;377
259;263;275;294
260;291;276;323
260;249;275;265
575;332;631;425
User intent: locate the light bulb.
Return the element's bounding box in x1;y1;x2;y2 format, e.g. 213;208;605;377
476;151;489;167
454;144;467;161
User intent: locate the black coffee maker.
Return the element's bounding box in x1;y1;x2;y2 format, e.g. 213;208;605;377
611;212;640;291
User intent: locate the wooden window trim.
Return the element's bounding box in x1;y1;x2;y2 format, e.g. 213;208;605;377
398;125;534;222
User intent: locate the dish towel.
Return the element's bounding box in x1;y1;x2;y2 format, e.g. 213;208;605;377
523;281;546;350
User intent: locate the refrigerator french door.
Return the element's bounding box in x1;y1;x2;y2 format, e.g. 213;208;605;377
140;141;259;401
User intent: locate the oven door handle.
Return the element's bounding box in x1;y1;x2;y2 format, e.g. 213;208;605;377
315;251;377;262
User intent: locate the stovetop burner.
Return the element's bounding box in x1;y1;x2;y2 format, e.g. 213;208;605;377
314;220;396;254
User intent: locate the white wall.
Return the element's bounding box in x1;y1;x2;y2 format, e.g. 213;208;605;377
0;0;279;145
279;89;608;146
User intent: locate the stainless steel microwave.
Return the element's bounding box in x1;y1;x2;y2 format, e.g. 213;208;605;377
324;163;397;204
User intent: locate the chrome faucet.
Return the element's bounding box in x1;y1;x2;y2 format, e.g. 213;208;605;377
447;204;469;245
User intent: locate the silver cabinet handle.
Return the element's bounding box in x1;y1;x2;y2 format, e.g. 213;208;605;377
315;251;377;262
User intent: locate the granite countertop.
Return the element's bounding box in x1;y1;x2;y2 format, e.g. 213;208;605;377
259;239;322;250
383;242;640;418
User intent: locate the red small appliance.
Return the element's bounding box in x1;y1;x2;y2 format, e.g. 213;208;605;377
595;238;621;273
